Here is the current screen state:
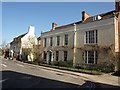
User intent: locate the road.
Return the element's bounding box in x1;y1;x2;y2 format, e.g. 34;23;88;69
0;57;120;89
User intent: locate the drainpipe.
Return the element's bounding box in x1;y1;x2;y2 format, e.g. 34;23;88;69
114;12;119;53
114;12;120;72
73;23;77;67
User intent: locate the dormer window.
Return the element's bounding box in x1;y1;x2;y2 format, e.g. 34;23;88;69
93;15;102;21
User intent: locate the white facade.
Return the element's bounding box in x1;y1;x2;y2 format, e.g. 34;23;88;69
21;26;37;48
10;25;38;60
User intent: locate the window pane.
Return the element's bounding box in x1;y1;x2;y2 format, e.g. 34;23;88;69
65;34;68;45
56;51;59;61
95;51;98;64
57;36;60;46
49;52;52;62
85;51;87;63
43;51;47;60
84;51;97;64
50;37;53;46
44;38;47;47
86;30;97;44
89;31;94;43
96;30;98;43
88;51;94;64
89;31;91;43
64;51;67;61
86;32;88;43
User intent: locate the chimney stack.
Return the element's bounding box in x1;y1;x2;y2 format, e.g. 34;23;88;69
51;22;57;30
116;0;120;12
82;11;90;22
28;25;35;35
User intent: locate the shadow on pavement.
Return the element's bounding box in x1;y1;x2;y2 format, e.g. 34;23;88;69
2;70;80;88
1;70;120;89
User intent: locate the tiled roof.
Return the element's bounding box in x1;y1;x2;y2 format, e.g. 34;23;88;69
83;10;115;24
50;10;116;31
10;33;27;44
54;21;82;30
15;33;27;40
42;10;116;35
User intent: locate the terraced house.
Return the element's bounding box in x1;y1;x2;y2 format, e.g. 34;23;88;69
41;2;120;71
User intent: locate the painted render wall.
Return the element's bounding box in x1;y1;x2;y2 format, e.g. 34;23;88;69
41;17;116;65
10;25;38;60
21;26;38;48
41;25;75;62
10;40;21;55
73;17;115;65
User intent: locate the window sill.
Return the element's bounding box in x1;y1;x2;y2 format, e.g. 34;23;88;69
84;43;98;46
84;63;96;65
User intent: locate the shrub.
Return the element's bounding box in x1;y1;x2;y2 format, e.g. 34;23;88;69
75;62;114;73
52;60;73;67
96;62;114;73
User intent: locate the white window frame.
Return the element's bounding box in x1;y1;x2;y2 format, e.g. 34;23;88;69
84;51;97;64
85;30;98;44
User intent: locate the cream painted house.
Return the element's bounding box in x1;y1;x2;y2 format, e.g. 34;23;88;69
40;1;120;69
74;2;120;69
74;11;118;66
10;25;38;60
41;22;75;64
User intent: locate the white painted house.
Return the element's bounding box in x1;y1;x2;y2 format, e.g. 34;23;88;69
10;25;38;60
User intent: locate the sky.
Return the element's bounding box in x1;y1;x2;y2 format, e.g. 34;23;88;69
2;2;115;45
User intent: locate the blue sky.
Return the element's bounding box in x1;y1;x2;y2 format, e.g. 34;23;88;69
2;2;115;44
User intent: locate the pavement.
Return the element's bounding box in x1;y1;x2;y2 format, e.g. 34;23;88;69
1;57;120;88
13;59;120;87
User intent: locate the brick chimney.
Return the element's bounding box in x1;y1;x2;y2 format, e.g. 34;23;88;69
51;22;57;30
82;11;90;22
116;0;120;12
